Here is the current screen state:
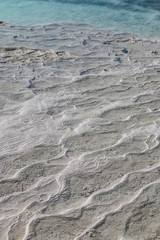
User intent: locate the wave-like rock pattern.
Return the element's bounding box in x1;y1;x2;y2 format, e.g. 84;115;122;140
0;23;160;240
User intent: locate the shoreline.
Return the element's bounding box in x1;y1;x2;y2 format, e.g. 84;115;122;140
0;22;160;240
1;20;160;42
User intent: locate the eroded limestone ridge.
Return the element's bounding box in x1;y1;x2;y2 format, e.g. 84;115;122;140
0;47;74;65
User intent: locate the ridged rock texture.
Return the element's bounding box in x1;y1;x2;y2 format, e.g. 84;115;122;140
0;23;160;240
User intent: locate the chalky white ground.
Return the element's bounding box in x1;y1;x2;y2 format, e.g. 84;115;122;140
0;23;160;240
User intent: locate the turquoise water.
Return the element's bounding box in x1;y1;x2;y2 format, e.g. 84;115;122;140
0;0;160;39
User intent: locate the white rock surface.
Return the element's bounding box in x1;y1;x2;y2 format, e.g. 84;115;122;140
0;23;160;240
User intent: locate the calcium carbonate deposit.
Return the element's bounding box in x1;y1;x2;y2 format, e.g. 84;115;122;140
0;23;160;240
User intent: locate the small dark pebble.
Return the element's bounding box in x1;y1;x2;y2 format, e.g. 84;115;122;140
122;48;128;54
114;57;122;63
83;40;87;46
103;41;111;45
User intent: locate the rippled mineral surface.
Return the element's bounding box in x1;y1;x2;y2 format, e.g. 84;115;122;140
0;23;160;240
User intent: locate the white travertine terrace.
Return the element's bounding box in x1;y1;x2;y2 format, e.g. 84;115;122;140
0;23;160;240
